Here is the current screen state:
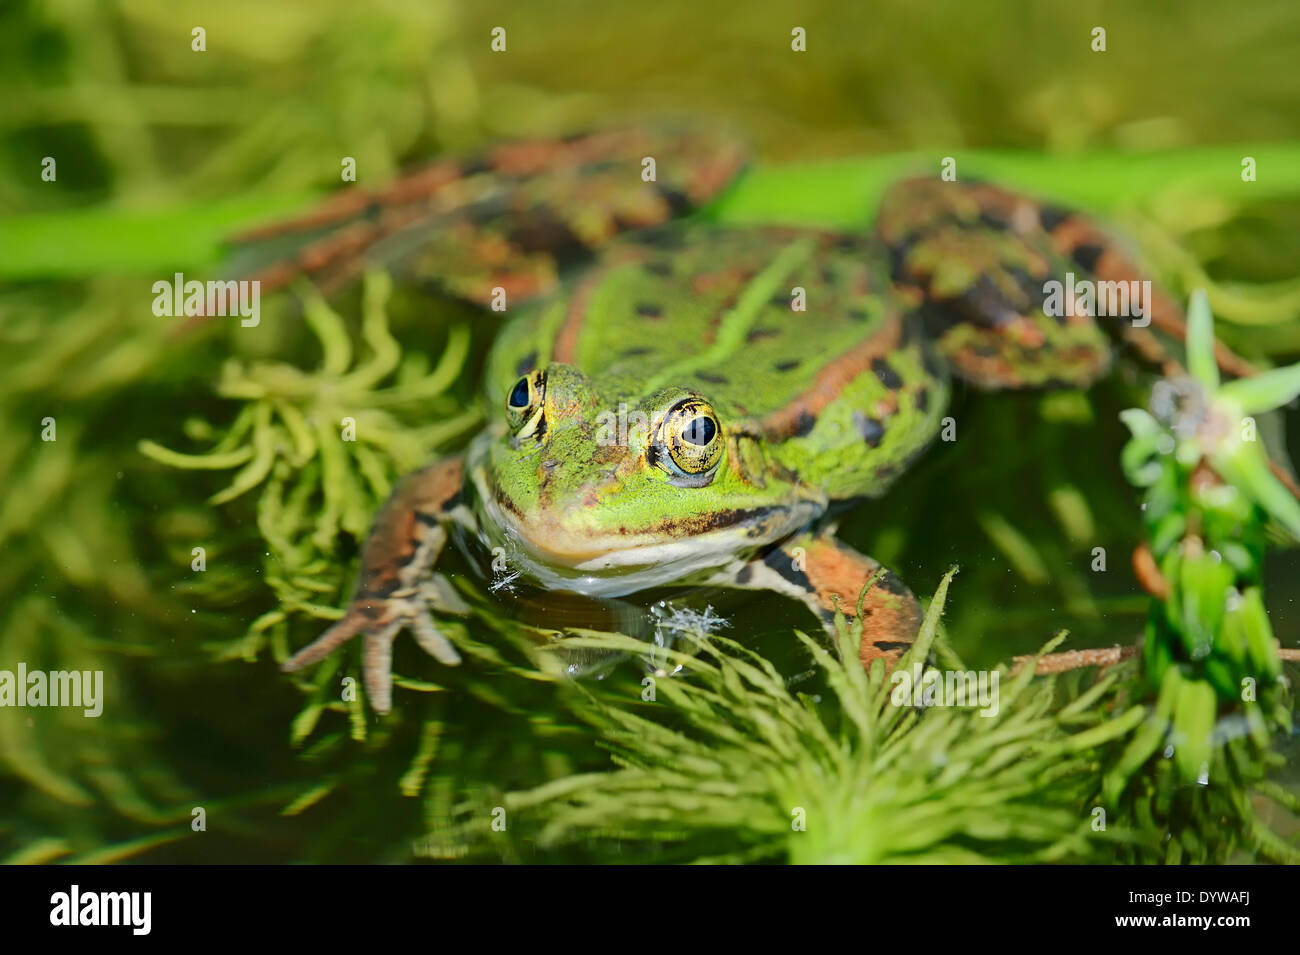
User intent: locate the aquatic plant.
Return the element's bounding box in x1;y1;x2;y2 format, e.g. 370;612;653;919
5;0;1300;865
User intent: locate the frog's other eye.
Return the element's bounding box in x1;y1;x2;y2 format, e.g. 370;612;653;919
655;397;724;485
505;370;546;438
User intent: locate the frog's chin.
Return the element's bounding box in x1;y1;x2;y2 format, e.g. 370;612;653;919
471;471;820;599
496;512;818;599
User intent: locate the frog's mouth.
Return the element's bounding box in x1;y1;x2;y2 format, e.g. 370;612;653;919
468;460;821;599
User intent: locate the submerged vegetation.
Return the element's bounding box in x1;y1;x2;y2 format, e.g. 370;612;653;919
3;0;1300;863
95;272;1300;864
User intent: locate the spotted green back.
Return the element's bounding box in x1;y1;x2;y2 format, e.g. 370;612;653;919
486;227;949;500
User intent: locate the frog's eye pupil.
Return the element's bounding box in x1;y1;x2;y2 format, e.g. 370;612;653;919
508;377;531;408
682;416;716;446
656;398;723;484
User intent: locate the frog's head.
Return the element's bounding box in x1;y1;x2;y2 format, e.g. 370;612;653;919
473;362;824;596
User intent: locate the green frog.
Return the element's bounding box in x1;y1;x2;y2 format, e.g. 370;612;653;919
232;125;1252;713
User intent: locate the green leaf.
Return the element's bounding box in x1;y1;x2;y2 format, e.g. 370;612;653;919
1185;289;1219;391
1219;362;1300;415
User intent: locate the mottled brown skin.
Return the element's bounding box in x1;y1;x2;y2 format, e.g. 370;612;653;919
223;124;748;309
798;533;922;670
876;177;1259;388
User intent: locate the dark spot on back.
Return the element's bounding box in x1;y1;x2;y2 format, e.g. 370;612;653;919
658;187;692;217
886;236;918;282
961;273;1016;327
770;294;791;308
871;357;904;391
515;351;538;376
1072;243;1106;274
915;388;929;413
775;359;801;372
746;327;779;343
1038;205;1072;232
636;303;663;318
507;214;588;270
793;410;816;437
853;411;885;448
696;371;729;384
621;347;652;358
848;308;868;322
645;261;672;277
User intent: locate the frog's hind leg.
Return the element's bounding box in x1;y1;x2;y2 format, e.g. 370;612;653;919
708;530;923;670
876;177;1257;388
217;125;748;314
282;456;470;713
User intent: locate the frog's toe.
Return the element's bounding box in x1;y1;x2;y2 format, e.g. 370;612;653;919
362;625;401;715
411;607;463;666
284;595;461;714
281;603;380;673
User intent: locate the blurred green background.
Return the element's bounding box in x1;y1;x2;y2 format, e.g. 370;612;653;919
2;0;1299;863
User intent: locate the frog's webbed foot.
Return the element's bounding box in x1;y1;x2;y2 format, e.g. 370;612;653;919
281;457;468;714
709;530;922;670
283;589;462;714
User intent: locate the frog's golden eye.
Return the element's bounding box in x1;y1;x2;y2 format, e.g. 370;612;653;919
505;370;546;438
656;397;723;484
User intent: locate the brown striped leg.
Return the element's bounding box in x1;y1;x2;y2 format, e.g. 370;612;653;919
282;456;467;714
711;531;923;670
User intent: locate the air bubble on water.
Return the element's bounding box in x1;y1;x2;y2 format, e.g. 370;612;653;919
650;601;729;637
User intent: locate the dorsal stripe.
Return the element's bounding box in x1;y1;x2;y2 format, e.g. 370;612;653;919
641;237;818;393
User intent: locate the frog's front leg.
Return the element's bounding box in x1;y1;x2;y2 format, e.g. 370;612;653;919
282;456;469;713
707;530;923;669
